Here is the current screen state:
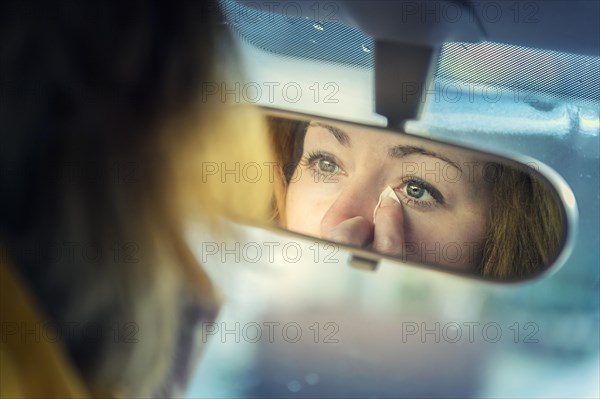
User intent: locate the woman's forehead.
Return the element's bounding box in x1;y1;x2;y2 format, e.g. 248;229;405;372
307;121;482;165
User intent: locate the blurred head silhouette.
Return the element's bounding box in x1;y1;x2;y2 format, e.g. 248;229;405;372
1;1;273;396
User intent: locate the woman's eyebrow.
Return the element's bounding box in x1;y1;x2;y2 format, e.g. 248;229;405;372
310;122;351;146
388;145;463;172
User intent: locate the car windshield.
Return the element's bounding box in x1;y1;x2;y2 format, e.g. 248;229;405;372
220;0;599;119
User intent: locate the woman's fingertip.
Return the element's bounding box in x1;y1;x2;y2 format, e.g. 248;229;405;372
380;196;400;207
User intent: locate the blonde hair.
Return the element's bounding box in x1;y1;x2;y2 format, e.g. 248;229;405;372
1;1;272;396
268;117;564;280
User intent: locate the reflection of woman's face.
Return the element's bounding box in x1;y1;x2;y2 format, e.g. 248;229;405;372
285;121;493;271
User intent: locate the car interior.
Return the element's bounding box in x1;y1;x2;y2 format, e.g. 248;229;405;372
184;1;599;398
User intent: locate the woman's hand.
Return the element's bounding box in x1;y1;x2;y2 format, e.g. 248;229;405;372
321;195;405;256
372;196;405;256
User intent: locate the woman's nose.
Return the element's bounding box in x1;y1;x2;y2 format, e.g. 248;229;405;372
319;181;380;237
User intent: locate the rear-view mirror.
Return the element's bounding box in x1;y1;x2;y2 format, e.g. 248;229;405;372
261;109;570;282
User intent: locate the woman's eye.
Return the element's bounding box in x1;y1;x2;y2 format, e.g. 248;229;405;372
301;151;344;179
406;181;428;199
317;158;339;174
396;177;445;208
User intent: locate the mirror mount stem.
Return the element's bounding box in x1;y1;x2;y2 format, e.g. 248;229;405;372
374;41;440;129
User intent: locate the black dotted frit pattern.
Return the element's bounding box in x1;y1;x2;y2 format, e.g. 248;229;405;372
220;0;374;69
437;42;600;105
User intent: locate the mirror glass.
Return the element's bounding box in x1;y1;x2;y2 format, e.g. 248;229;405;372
266;110;568;281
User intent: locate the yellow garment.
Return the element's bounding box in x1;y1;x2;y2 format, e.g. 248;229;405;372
1;255;90;398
